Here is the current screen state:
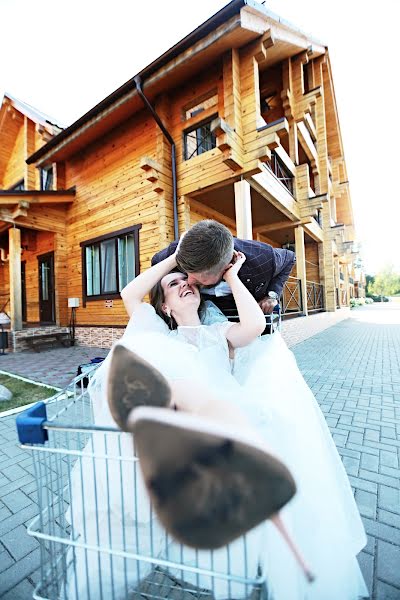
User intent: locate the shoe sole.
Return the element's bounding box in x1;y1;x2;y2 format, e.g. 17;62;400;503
132;406;296;550
107;345;171;431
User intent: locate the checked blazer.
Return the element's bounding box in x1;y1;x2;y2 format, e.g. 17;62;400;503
152;238;295;311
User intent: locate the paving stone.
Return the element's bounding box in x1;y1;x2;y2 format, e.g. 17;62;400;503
348;476;378;494
365;429;381;442
375;579;400;599
380;451;399;469
0;548;14;574
357;551;374;597
355;489;377;519
378;486;400;514
362;517;400;545
359;469;400;489
361;453;380;472
1;579;36;600
378;509;400;529
342;456;360;477
1;524;39;560
380;465;400;479
1;489;32;514
0;503;38;537
376;540;400;588
0;547;40;596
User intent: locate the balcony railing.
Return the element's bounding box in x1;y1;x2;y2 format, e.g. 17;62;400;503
306;281;324;312
282;277;303;316
264;151;294;196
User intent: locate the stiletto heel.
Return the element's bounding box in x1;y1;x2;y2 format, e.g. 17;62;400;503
271;513;315;583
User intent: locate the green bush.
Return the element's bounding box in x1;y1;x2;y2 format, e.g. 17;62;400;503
350;298;366;308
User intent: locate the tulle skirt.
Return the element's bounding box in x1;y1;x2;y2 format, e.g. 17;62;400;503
65;328;368;599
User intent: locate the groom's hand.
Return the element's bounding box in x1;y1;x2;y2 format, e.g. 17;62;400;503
259;297;278;314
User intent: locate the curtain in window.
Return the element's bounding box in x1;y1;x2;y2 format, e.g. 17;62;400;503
118;234;135;290
86;246;100;296
101;239;117;293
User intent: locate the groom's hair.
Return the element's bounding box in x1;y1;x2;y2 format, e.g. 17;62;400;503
176;220;234;274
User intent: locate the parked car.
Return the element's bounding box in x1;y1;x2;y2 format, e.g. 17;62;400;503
366;294;389;303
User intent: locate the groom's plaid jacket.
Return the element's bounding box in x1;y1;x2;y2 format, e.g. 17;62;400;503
152;238;295;308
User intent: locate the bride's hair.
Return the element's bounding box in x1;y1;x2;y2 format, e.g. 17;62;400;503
150;274;205;330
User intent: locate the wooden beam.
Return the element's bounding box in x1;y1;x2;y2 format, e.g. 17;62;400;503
234;180;253;239
0;192;75;205
297;120;318;164
273;145;296;177
254;220;301;234
9;228;22;330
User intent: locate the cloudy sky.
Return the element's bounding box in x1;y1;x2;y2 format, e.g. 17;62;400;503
0;0;398;274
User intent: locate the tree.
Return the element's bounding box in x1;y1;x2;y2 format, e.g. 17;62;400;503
369;265;400;298
365;274;375;295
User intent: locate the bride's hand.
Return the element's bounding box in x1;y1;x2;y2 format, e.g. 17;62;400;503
222;251;246;282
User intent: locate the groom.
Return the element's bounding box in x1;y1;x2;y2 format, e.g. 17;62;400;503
152;219;295;315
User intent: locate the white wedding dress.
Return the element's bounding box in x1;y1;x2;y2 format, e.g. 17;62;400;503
65;302;368;600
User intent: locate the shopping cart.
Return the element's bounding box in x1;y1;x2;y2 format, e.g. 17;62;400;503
226;305;281;335
16;364;269;600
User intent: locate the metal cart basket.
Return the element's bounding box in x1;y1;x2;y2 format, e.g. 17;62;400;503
16;365;268;600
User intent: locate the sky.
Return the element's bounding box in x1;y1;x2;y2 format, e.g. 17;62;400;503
0;0;399;275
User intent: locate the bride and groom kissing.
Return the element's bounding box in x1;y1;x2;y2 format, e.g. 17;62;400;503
73;219;368;599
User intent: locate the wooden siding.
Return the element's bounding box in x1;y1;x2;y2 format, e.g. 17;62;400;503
2;118;25;189
0;12;360;330
64;111;161;326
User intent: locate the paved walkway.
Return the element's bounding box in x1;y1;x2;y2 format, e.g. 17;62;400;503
0;304;399;598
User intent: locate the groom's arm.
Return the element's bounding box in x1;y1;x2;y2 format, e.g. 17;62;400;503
151;241;179;266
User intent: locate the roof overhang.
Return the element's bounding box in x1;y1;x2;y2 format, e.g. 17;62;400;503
0;189;75;208
27;0;326;167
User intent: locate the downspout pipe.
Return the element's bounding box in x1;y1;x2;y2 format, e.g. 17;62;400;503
134;76;179;241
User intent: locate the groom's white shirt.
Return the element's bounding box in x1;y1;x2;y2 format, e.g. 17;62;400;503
201;281;232;297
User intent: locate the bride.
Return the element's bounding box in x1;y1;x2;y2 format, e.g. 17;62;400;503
66;244;368;600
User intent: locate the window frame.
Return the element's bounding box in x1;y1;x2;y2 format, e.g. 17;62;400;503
40;165;54;191
183;116;217;161
80;224;142;305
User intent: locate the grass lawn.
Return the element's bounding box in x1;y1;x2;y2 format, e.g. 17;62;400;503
0;373;57;412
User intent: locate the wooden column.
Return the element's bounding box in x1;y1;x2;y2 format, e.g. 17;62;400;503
234;180;253;239
54;231;68;326
9;228;22;331
343;265;350;306
294;226;308;316
334;257;341;308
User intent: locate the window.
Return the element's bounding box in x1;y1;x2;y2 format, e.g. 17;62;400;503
40;166;54;190
184;120;216;160
81;225;141;301
302;62;313;94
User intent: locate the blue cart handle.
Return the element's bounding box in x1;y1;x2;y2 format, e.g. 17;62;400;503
16;402;48;445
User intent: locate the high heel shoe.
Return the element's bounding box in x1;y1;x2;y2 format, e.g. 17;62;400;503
271;513;315;583
107;344;171;430
130;406;297;550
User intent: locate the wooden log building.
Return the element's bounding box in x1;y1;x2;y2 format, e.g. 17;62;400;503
0;0;364;352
